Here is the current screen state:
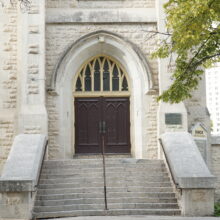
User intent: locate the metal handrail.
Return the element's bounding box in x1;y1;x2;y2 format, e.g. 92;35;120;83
101;134;108;210
159;138;180;189
36;140;48;187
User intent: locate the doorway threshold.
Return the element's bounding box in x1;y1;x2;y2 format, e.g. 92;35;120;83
73;153;131;159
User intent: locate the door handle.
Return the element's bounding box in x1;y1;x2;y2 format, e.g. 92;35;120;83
99;121;102;134
99;121;107;134
102;121;106;134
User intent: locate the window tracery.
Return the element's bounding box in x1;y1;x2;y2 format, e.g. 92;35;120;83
74;56;129;93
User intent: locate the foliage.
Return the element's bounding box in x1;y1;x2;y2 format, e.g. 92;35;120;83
152;0;220;103
214;202;220;216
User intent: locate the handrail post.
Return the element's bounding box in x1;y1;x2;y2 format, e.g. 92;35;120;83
101;134;108;210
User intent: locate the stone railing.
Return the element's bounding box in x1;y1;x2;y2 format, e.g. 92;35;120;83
0;134;47;219
160;132;216;216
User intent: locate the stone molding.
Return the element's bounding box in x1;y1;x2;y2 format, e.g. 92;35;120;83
46;8;156;24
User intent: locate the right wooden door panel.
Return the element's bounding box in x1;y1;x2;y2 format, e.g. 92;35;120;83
103;98;130;153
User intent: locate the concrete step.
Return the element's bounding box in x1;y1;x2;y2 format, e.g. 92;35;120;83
33;208;181;218
39;176;170;184
37;186;174;195
36;192;176;201
42;163;165;170
43;159;164;167
39;172;169;180
34;203;179;212
38;181;172;189
35;197;178;206
41;166;166;174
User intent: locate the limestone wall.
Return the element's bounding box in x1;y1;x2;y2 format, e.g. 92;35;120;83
185;75;210;133
45;23;159;159
46;0;155;9
144;95;158;159
211;136;220;201
0;5;17;174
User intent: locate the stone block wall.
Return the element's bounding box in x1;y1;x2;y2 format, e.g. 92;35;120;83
0;5;17;174
144;94;159;159
211;136;220;201
45;23;159;159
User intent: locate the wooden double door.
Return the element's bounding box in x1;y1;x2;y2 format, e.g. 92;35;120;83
75;97;130;154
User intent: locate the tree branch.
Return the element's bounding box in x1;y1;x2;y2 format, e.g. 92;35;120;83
142;30;171;36
177;33;215;78
193;53;220;68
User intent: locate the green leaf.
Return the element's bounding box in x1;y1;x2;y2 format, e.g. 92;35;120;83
153;0;220;103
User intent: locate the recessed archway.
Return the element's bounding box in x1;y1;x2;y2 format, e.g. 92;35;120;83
48;30;155;159
73;55;131;154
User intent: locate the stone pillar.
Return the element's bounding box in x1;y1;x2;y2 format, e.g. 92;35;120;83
156;0;188;158
17;1;47;135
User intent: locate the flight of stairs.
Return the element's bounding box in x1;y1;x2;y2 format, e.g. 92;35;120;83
33;157;181;218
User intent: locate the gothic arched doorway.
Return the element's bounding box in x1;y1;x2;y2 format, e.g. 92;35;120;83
73;55;131;154
49;31;155;159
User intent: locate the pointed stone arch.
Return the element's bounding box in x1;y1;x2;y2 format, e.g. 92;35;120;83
47;30;156;159
48;30;155;94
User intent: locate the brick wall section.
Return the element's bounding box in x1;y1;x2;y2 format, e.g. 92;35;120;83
46;0;155;8
0;5;17;174
46;24;159;159
211;136;220;201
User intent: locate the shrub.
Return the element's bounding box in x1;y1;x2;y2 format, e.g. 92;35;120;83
214;202;220;216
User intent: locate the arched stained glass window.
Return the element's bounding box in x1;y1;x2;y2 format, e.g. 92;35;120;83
74;56;129;92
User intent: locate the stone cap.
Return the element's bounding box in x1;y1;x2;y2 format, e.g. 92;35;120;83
211;135;220;145
160;132;216;189
0;179;33;192
0;134;47;192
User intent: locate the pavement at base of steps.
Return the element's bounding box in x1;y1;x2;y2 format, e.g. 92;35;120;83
40;216;220;220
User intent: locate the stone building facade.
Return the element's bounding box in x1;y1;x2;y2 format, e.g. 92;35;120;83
0;0;220;217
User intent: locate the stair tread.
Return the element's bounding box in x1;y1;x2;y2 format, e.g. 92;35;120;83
38;186;173;190
33;208;181;218
35;202;178;207
38;182;172;188
34;208;181;213
35;199;178;206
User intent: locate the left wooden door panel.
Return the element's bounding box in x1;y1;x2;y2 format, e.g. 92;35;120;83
75;98;101;153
